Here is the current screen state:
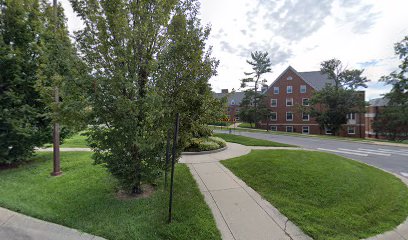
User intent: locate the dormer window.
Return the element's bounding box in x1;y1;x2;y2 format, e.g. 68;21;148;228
287;76;293;80
231;100;236;105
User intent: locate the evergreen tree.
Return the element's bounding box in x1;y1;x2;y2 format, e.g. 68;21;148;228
0;0;50;164
240;51;272;126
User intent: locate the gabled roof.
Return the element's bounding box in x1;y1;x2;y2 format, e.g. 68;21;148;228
213;91;245;106
267;66;334;91
369;97;389;107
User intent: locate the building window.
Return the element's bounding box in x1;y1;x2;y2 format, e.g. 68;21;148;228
325;128;333;135
227;107;231;112
271;99;277;107
287;86;293;93
287;76;293;80
235;116;240;121
302;98;309;106
300;85;307;93
236;108;240;113
286;126;293;132
286;112;293;121
231;99;236;105
270;125;277;131
347;113;356;120
302;126;310;134
270;112;277;121
302;112;310;121
286;98;293;106
348;126;356;135
273;87;279;94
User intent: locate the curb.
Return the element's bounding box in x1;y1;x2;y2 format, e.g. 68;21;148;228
182;146;228;155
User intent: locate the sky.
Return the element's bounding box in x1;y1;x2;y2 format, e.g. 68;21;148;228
59;0;408;100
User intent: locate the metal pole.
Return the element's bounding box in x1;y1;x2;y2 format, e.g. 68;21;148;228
168;113;180;223
164;129;171;190
51;0;61;176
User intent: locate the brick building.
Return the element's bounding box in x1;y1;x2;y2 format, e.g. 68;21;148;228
214;66;366;138
260;66;365;137
365;97;389;139
213;89;245;122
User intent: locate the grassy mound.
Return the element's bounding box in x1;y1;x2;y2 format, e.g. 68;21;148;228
222;150;408;239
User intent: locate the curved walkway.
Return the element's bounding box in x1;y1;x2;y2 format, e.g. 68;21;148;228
0;207;105;240
180;143;311;240
180;142;408;240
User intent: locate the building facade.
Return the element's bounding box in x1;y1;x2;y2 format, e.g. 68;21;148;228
365;97;389;139
260;66;365;137
213;89;245;122
214;66;366;138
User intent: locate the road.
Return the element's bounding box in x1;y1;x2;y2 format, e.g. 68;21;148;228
217;130;408;179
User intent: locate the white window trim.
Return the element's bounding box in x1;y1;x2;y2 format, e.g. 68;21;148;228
302;98;309;106
286;112;293;121
302;126;310;134
287;86;293;94
287;76;293;80
270;112;277;121
286;98;294;106
271;99;277;107
348;126;356;135
270;125;277;131
347;113;356;120
286;126;294;132
302;113;310;121
325;128;333;135
300;85;307;93
273;87;279;94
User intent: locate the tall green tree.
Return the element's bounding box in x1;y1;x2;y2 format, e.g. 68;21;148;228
154;4;220;150
373;36;408;140
240;51;272;126
309;59;368;135
0;0;50;164
36;0;88;130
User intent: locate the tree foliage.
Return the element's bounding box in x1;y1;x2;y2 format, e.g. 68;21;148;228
373;36;408;140
154;5;220;149
0;0;85;165
309;59;368;135
71;0;219;193
240;51;272;126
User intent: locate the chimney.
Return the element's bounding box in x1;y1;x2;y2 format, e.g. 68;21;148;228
221;89;229;93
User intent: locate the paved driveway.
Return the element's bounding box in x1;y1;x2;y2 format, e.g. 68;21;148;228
216;130;408;179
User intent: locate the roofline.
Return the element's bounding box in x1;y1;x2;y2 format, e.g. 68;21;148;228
266;66;317;92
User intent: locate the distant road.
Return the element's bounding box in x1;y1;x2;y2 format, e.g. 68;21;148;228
216;130;408;179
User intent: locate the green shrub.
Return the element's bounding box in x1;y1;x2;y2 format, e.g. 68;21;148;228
185;136;226;152
208;136;227;147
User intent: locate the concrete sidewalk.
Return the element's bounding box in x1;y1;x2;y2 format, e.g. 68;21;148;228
180;143;311;240
0;207;105;240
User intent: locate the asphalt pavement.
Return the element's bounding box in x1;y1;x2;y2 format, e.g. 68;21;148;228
216;130;408;179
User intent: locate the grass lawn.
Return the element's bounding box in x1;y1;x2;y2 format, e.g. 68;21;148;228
237;122;255;128
214;133;296;147
221;150;408;240
0;152;221;240
44;131;89;148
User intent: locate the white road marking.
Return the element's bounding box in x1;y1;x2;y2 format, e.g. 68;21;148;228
378;148;408;154
401;172;408;177
337;148;391;156
358;148;408;156
317;148;368;156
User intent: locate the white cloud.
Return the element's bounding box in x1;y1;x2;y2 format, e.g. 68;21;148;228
59;0;408;100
